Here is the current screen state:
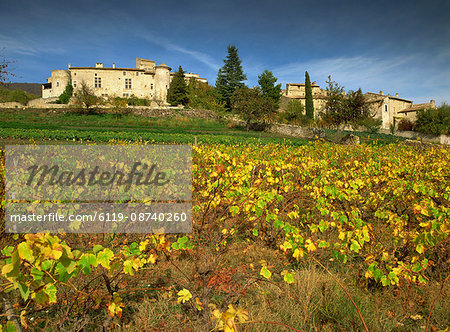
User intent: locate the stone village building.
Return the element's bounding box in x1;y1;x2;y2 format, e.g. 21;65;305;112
42;58;207;103
283;83;436;129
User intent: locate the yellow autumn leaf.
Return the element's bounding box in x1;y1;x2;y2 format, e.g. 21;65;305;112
177;288;192;304
293;248;304;259
147;254;156;264
305;239;317;253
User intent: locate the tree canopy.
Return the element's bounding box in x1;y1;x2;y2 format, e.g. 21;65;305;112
230;86;276;130
215;45;247;109
258;70;282;107
0;53;15;85
320;76;370;127
167;66;189;106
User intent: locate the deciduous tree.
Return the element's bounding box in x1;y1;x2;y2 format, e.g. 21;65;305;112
230;87;276;130
320;76;370;129
0;52;15;85
74;81;100;111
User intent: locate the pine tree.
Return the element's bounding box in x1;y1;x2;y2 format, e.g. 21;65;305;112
215;45;247;109
167;66;189;106
258;69;282;107
305;71;314;119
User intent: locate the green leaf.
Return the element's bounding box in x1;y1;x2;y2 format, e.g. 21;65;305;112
230;206;239;217
373;269;383;282
260;265;272;279
252;229;258;236
45;284;57;303
31;267;44;281
283;272;295;284
412;262;422;273
4;321;18;332
178;236;188;244
40;260;53;271
350;240;361;253
55;262;73;282
1;246;14;256
18;282;30;301
79;254;97;275
97;249;114;269
93;244;104;254
123;260;134;276
318;241;329;248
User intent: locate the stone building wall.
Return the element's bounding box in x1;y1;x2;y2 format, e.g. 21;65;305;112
42;70;70;99
283;82;327;117
42;58;206;103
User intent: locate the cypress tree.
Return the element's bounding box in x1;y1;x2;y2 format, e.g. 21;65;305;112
215;45;247;109
167;66;189;106
305;71;314;119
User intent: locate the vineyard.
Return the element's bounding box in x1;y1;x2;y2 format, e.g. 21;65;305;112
0;140;449;331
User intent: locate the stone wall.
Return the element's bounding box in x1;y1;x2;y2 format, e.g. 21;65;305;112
265;123;324;140
379;129;449;145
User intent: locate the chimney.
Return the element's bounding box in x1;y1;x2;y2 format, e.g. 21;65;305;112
430;99;436;108
312;81;316;85
68;63;71;69
112;63;116;69
379;90;384;95
395;93;399;97
96;63;103;68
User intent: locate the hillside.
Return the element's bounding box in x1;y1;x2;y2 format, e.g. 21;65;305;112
2;82;42;96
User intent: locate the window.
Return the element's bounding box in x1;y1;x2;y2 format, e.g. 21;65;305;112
136;72;139;76
95;73;97;76
123;72;126;76
56;82;59;87
123;93;129;97
73;81;77;88
151;83;153;90
385;105;388;112
102;94;108;97
125;78;132;89
95;77;102;88
74;73;76;76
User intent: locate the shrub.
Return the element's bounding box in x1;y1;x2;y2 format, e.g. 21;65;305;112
187;79;225;112
56;84;73;104
357;117;383;133
414;104;450;135
0;87;38;105
397;118;413;132
127;95;151;106
279;99;304;123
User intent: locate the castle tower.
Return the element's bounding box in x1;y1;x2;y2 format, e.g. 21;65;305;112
42;70;70;98
154;63;171;103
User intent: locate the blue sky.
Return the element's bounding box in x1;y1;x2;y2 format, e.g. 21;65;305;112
1;0;449;104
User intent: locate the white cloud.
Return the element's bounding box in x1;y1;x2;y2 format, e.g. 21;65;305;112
140;33;220;70
0;35;38;56
0;34;66;56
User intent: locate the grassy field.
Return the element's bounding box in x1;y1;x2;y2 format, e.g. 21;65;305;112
0;108;404;146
